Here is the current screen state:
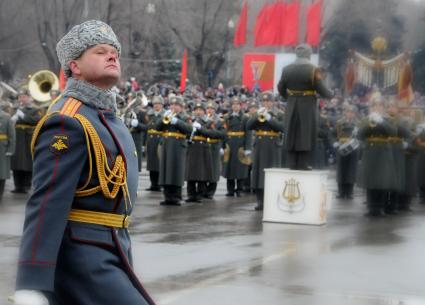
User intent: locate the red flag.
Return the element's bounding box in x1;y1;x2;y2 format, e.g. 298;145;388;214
233;2;248;47
306;0;322;47
180;49;187;93
59;68;66;91
263;2;286;46
275;1;287;45
254;4;270;47
282;1;300;46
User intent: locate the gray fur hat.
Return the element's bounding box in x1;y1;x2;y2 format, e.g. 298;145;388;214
295;43;312;59
56;20;121;77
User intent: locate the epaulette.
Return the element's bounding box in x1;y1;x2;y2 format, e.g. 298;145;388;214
59;98;83;117
31;98;83;157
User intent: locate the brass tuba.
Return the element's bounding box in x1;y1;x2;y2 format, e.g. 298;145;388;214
257;107;268;123
28;70;59;103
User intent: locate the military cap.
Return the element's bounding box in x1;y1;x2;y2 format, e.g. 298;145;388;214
194;102;205;110
151;95;164;105
17;87;30;96
169;95;185;106
206;100;218;110
248;100;259;109
56;20;121;76
261;91;274;102
230;96;240;104
295;43;312;59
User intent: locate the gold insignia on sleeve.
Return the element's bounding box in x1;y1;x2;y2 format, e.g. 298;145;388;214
50;134;69;155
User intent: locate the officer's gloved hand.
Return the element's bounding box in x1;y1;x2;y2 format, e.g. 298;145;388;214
130;119;139;128
244;150;252;156
5;152;13;157
416;123;425;135
369;112;383;125
333;142;340;149
193;122;202;130
16;109;25;119
11;113;19;122
265;113;272;121
219;148;224;156
12;290;49;305
231;112;239;117
170;117;178;125
402;141;409;149
352;126;359;137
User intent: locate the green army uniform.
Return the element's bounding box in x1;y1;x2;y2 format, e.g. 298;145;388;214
358;115;397;216
277;44;333;170
156;97;193;205
246;93;284;211
145;106;164;191
222;108;252;197
11;105;43;192
0;109;15;199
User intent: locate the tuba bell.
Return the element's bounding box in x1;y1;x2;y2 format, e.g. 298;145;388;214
257;107;268;123
28;70;59;103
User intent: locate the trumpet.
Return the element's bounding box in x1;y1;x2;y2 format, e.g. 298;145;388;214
257;107;268;123
163;110;176;124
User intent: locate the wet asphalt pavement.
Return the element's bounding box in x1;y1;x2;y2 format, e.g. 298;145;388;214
1;169;425;305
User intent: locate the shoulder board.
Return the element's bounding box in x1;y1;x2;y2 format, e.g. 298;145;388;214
59;98;83;118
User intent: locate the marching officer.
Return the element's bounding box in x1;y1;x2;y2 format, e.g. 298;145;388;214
14;20;155;305
204;100;226;199
222;96;252;197
416;122;425;204
0;102;15;200
277;44;333;170
243;99;259;193
145;96;164;191
247;91;285;211
334;105;359;199
11;88;43;193
156;96;193;206
357;98;397;217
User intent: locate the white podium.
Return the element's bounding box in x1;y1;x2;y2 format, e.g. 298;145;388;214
263;169;332;225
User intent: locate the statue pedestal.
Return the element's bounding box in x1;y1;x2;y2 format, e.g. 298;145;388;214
263;169;332;226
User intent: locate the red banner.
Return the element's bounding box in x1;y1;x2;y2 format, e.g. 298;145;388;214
180;49;187;93
282;1;300;46
254;4;270;47
306;0;322;47
234;2;248;47
242;53;275;92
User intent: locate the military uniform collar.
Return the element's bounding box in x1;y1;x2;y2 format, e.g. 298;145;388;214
64;78;118;114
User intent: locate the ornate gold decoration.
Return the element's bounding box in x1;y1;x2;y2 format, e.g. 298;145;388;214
282;178;301;203
52;139;68;151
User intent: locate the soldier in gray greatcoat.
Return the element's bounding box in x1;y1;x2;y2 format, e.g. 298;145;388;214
247;91;285;211
145;96;164;191
415;122;425;204
277;44;333;170
11;88;43;193
0;103;15;200
333;106;359;199
185;102;217;202
357;98;397;217
156;96;193;205
204;101;226;199
222;96;252;197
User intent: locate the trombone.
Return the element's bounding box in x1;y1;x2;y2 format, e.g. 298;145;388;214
257;107;268;123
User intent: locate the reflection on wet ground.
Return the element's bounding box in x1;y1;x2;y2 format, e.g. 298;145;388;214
1;171;425;305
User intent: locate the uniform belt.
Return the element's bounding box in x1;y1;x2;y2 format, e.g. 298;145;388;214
227;131;245;137
68;209;130;229
388;137;402;143
207;138;220;144
192;135;208;142
338;137;350;143
0;134;7;140
162;132;186;139
15;124;35;129
147;129;163;136
256;130;280;137
366;137;388;143
287;89;317;96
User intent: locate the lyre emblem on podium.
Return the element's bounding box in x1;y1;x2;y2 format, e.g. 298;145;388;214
277;178;305;213
282;178;301;203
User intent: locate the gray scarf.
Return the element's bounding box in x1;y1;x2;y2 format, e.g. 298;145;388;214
64;78;118;113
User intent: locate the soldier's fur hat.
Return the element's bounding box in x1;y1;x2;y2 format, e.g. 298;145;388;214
169;95;185;106
261;91;274;102
56;20;121;77
151;96;164;105
295;44;312;59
